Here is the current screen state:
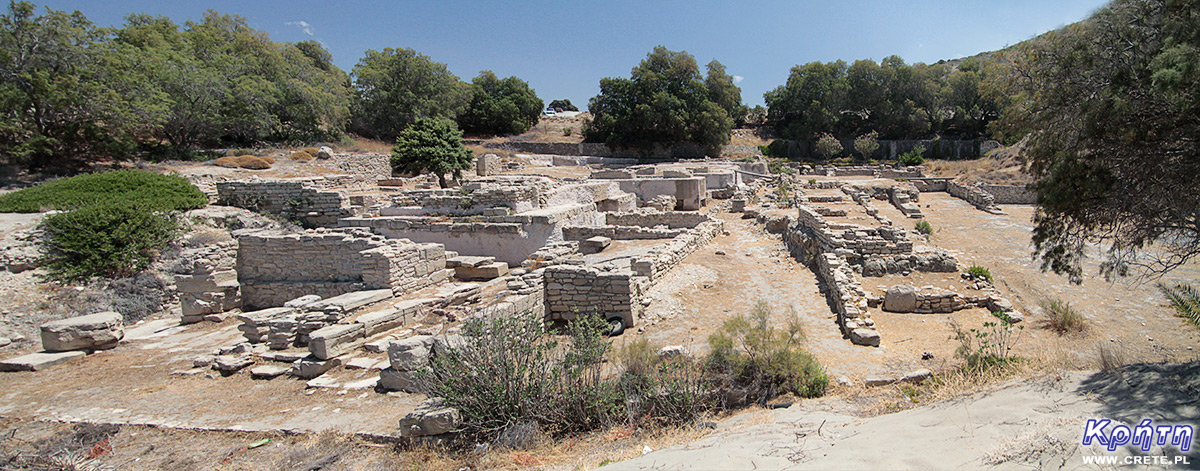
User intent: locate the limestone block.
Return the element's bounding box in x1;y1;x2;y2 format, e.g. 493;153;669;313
883;285;917;313
398;398;462;437
292;356;342;379
307;289;393;314
40;312;124;352
0;351;86;372
849;328;881;347
454;262;509;281
379;367;422;392
308;323;366;360
212;355;254;375
387;335;433;370
901;368;933;384
249;364;290;379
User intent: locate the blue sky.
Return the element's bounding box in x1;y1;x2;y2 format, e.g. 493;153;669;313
36;0;1108;108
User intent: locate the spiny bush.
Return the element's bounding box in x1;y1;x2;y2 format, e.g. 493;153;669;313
1040;298;1086;334
616;338;714;426
224;148;260;157
915;220;933;235
1157;283;1200;329
290;150;316;161
42;203;181;281
0;170;207;213
705;301;828;404
966;264;993;282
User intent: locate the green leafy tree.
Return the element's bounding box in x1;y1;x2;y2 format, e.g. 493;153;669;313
350;47;468;141
994;0;1200;282
764;61;848;140
814;132;842;159
390;117;473;188
853;130;879;161
547;98;578;111
0;2;152;168
584;46;734;155
704;60;748;125
458;70;543;136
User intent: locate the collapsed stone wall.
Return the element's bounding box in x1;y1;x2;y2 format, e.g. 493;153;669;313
563;225;684;241
947;181;1001;213
313;153;392;187
175;241;241;324
817;253;878;346
861;252;958;277
235;229;447;308
216;180;356;227
475;154;501;177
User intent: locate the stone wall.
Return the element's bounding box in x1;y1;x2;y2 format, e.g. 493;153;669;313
979;184;1036;204
630;217;725;280
235;229;447;308
947;181;1001;213
563;225;684;241
860;251;958;277
314;153;392;186
817;253;879;346
475;153;501;177
216;179;356;227
544;264;642;327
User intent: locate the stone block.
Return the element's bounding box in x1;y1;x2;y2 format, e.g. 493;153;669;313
213;355;254;375
849;328;881;347
379;367;422;392
399;398;462;437
307;289;393;314
0;351;86;372
883;285;917;313
454;262;509;280
308;323;366;360
293;356;342;379
249;364;290;379
40;312;124;352
387;335;433;370
580;236;612;254
901;368;933;384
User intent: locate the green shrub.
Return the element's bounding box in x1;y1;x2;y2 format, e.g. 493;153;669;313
1040;298;1086;334
0;170;207;213
41;203;181;282
1158;282;1200;328
705;301;828;404
814;133;842;160
757;144;771;158
897;145;926;167
966;264;993;282
915;220;933;235
951;311;1025;371
768;160;795;175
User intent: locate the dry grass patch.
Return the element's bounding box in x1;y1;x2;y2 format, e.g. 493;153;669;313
214;155;274;170
1039;298;1087;335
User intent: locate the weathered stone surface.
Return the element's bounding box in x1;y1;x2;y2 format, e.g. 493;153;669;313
580;236;612;254
39;311;124;352
308;323;366;360
284;295;322;308
901;369;933;384
399;398;462;437
446;255;494;268
883;285;917;313
317;146;334;159
308;289;393;314
344;357;379;370
212;355;254;375
249;364;290;379
657;345;689;359
387;335;433;370
0;351;85;372
379;367;422;392
454;261;509;280
293;356;342;379
865;376;897;387
849;328;881;347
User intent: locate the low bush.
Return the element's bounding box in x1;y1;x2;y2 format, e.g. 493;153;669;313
1040;298;1086;334
225;148;260;157
290;151;315;162
705;301;828;404
966;264;993;282
0;170;207;213
915;220;933;235
1158;282;1200;329
897;145;926;167
41;203;181;281
951;311;1025;371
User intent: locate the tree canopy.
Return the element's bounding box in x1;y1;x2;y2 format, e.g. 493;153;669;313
992;0;1200;283
584;46;736;154
457;70;543;136
547;99;578;111
390;117;474;188
350;47;468;141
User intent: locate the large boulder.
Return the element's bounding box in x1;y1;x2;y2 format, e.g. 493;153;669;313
883;285;917;313
399;398;462;437
40;312;124;352
317;146;334;159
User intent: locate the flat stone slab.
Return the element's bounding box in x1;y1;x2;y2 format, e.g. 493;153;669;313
40;311;124;352
293;356;341;379
0;351;86;372
454;261;509;281
446;255;495;268
249;364;290;379
307;289;392;314
344;357;379;370
308;323;366;360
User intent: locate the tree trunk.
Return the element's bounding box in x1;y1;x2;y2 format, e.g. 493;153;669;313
437;173;448;188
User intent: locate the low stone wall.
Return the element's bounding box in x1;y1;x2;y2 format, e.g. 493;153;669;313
861;251;958;277
235;229;447;308
816;253;878;346
947;181;1001;213
605;211;711;229
315;153;392;186
631;218;725;280
980;184;1036;204
475;154;501;177
794;206;913;258
908;177;950;192
544;264;641;327
216;179;355;227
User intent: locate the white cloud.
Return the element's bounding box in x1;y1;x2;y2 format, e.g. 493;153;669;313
733;75;744;84
286;20;314;36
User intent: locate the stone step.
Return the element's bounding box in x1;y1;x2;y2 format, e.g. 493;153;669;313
446;255;495;268
0;351;86;372
454;261;509;281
